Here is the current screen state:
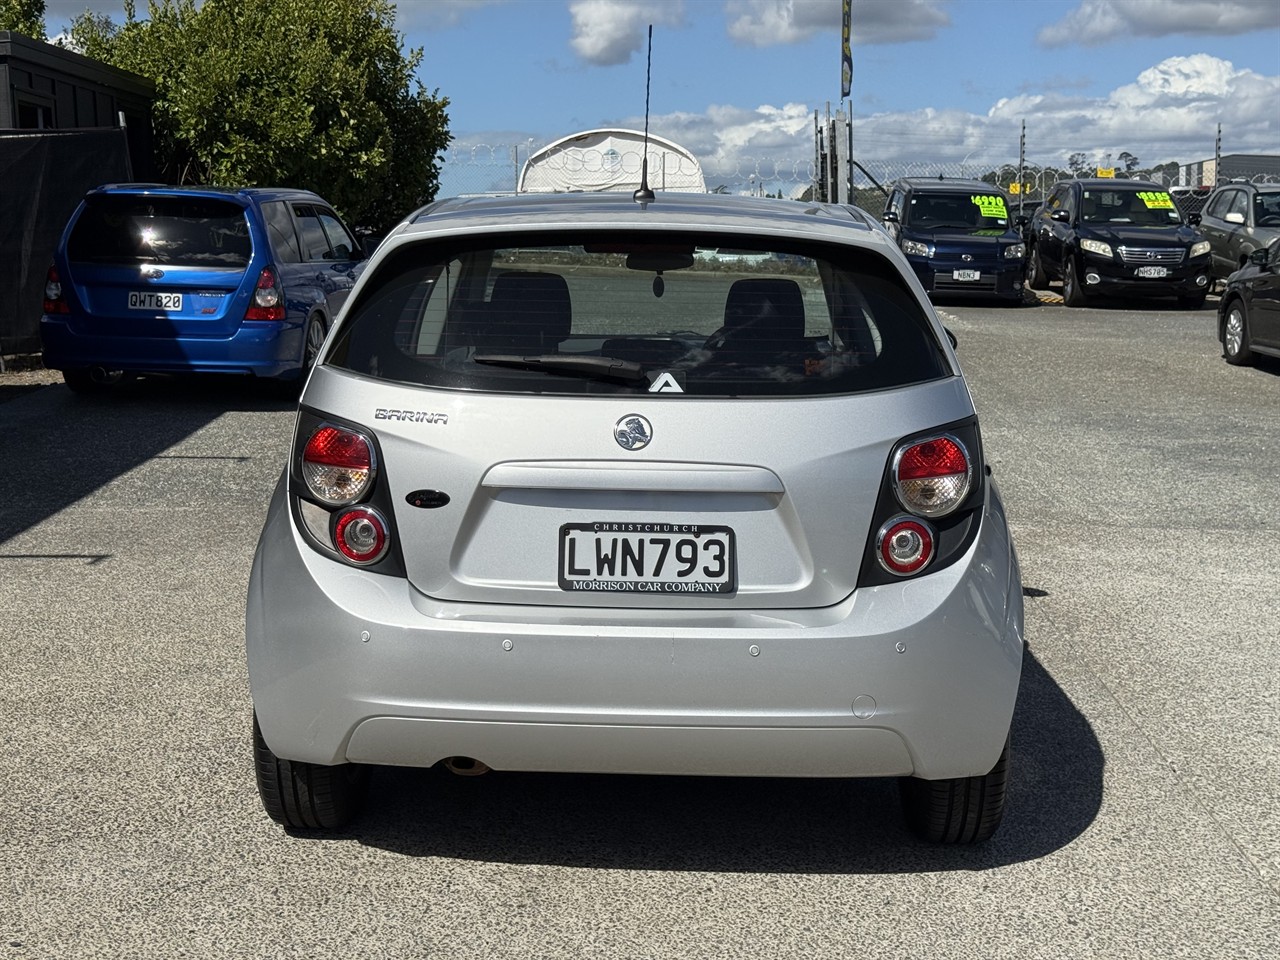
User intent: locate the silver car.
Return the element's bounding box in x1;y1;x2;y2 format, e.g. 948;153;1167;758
246;192;1025;843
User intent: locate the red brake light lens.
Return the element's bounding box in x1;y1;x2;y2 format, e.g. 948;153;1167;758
302;425;374;505
244;266;285;321
893;434;971;517
43;264;69;315
876;517;935;576
333;506;389;565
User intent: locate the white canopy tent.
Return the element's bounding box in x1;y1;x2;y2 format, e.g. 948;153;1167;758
518;129;706;194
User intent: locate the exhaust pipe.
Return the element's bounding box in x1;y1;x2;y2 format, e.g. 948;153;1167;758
90;367;125;385
443;756;491;777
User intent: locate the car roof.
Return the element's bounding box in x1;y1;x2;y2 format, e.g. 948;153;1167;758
391;191;890;250
895;177;1005;194
84;183;327;205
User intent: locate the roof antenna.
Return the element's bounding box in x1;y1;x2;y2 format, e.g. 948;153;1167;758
633;25;656;203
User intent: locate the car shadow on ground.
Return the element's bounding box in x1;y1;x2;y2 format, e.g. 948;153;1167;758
0;374;298;547
327;649;1102;873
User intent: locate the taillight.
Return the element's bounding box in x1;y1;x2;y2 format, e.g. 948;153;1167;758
244;266;285;321
43;264;69;315
333;506;389;565
876;517;935;576
302;424;374;505
892;434;971;517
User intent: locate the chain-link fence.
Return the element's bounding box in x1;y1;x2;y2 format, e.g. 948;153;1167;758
439;143;1280;206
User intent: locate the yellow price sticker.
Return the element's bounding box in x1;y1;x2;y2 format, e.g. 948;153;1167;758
1137;191;1175;210
971;194;1008;219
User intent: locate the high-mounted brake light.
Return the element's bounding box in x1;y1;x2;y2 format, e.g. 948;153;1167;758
302;425;374;505
244;266;285;321
43;264;69;315
893;434;971;517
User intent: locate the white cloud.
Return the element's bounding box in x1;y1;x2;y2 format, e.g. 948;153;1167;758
726;0;949;47
568;0;685;66
1038;0;1280;47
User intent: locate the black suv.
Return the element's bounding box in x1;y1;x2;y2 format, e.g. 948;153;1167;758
881;178;1028;303
1026;179;1211;308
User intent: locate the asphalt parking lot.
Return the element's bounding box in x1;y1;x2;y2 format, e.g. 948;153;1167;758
1;292;1277;959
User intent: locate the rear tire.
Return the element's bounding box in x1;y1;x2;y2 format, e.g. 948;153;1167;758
900;737;1009;844
62;368;128;394
253;713;368;829
1222;300;1255;366
1062;257;1088;307
303;314;327;372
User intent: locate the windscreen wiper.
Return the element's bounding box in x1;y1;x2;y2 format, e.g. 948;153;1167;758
472;354;649;384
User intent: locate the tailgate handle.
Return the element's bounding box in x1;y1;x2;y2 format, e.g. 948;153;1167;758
481;461;784;494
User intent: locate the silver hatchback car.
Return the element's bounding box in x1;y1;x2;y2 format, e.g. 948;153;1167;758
247;192;1025;843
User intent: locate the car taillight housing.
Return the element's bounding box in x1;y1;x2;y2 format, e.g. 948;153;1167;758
892;434;971;518
857;420;984;587
291;412;402;575
43;264;69;315
244;266;285;321
302;424;374;506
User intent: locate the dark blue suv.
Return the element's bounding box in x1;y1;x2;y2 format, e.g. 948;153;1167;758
881;178;1028;303
40;184;365;392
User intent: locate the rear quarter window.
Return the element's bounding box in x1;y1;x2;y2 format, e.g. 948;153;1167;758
67;195;252;267
327;232;949;397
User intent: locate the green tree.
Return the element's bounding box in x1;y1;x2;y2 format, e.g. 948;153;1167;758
0;0;46;38
66;0;450;232
1118;151;1140;173
1067;152;1090;177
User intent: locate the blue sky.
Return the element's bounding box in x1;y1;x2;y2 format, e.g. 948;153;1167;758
43;0;1280;183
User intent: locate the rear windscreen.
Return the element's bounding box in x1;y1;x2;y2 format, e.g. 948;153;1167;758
67;195;252;267
326;232;950;397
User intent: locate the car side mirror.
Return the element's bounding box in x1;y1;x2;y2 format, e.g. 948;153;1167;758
1050;209;1070;223
1249;247;1269;266
882;210;900;224
1225;212;1245;225
1187;213;1201;226
1014;215;1029;228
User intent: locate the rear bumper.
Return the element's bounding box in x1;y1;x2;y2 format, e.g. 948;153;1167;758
39;315;304;379
247;480;1025;780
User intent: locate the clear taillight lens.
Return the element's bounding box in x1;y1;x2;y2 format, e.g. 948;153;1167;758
877;517;935;576
43;264;69;314
333;506;389;565
893;434;971;517
302;425;374;506
244;266;285;321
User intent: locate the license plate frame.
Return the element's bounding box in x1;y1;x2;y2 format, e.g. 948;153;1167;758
1134;266;1169;279
952;269;981;282
558;522;737;595
128;291;183;311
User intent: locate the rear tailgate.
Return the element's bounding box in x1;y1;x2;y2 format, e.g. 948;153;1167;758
305;370;976;609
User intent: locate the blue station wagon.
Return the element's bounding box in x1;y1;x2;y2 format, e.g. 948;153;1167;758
40;184;365;392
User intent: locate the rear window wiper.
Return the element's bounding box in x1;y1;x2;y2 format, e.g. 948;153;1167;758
472;354;649;384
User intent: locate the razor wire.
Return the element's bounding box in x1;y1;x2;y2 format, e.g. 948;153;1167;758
438;144;1280;201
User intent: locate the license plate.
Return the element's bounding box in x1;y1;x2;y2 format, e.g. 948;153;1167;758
1135;266;1168;278
952;269;981;281
558;522;736;594
128;291;183;311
